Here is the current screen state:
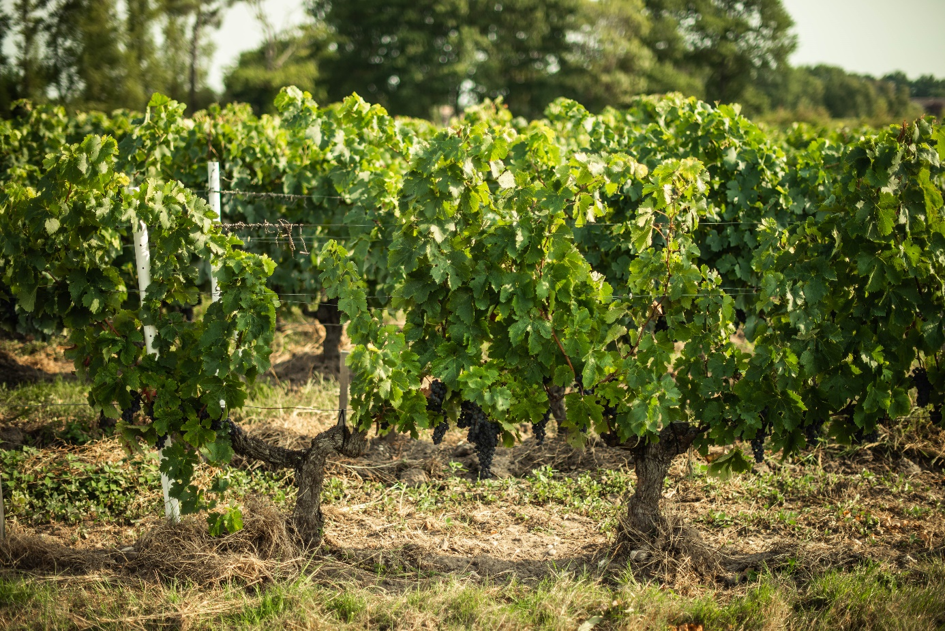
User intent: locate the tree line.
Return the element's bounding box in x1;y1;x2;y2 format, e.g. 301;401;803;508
1;0;942;122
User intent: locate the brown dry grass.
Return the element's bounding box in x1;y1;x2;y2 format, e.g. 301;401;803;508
1;496;302;587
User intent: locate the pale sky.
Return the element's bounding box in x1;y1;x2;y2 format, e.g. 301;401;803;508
208;0;945;93
780;0;945;79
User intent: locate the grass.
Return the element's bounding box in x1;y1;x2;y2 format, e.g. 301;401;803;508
1;561;944;629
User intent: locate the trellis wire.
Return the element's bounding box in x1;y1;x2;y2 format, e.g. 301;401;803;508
0;401;344;412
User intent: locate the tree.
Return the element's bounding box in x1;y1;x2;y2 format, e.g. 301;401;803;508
223;2;329;114
43;0;128;110
883;71;945;99
10;0;53;103
124;0;166;109
311;0;478;118
642;0;796;106
160;0;237;111
0;7;18;113
802;65;919;121
469;0;583;118
309;0;653;119
554;0;654;112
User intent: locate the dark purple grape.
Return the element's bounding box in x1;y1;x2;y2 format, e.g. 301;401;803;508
533;408;551;445
432;421;448;445
913;367;932;408
427;379;447;413
459;401;500;479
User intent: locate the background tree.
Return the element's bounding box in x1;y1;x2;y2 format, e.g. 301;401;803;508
160;0;237;112
305;0;653;118
11;0;52;103
309;0;478;118
642;0;796;108
124;0;166;108
0;7;17;112
553;0;654;112
43;0;128;110
883;71;945;99
223;1;329;114
469;0;582;118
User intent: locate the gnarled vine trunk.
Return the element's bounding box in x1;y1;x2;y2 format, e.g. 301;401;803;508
228;419;367;546
546;384;567;426
619;422;699;536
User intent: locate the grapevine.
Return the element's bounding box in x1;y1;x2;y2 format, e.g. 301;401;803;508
0;89;942;546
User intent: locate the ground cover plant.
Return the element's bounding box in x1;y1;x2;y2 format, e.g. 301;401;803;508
0;89;944;628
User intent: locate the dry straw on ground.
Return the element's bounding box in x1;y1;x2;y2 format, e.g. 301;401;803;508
1;496;303;587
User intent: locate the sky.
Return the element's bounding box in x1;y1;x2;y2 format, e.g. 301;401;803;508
208;0;945;93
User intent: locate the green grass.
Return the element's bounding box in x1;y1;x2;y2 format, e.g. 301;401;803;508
1;560;944;630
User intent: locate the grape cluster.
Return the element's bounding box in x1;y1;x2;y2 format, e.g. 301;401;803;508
533;407;551;445
121;391;142;424
432;422;449;445
458;401;501;479
653;316;669;334
197;407;225;432
750;410;768;464
101;391;145;431
853;428;879;444
750;436;765;463
427;380;447;413
912;367;932;408
427;379;449;444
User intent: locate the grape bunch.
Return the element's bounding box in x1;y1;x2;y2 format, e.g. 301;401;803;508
427;380;447;413
121;391;142;424
432;422;449;445
459;401;501;479
653;315;669;334
750;436;765;464
427;379;449;444
533;407;551;445
912;367;932;408
99;391;144;431
197;407;226;432
853;428;879;444
750;410;768;464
